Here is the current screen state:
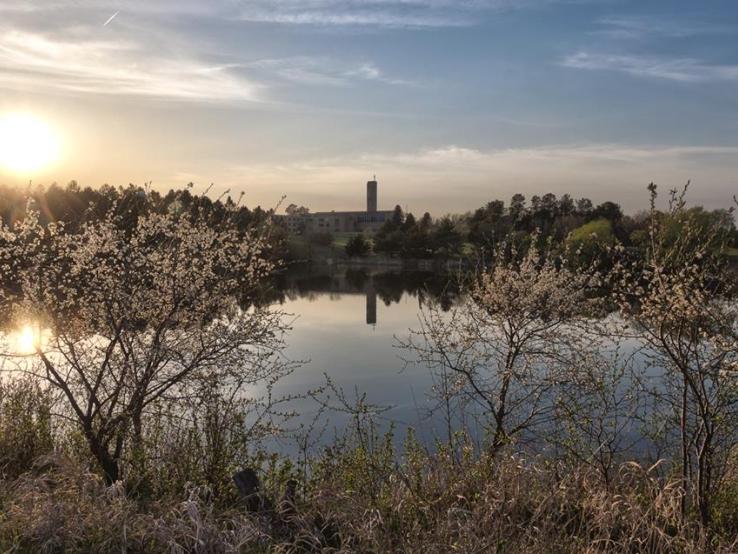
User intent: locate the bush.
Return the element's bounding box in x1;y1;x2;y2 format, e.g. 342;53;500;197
0;378;54;479
345;234;371;258
566;217;615;265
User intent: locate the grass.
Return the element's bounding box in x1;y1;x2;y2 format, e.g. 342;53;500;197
2;443;737;552
1;376;737;552
330;232;360;248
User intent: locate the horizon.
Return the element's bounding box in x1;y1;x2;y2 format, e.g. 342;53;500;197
0;0;737;215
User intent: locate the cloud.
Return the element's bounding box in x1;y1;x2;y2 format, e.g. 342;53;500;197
562;52;738;82
240;57;411;87
0;30;261;102
1;0;609;32
184;143;738;214
0;4;410;101
234;7;472;29
231;0;599;28
593;16;735;40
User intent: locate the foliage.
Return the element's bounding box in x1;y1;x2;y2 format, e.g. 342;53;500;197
0;191;292;484
373;207;465;259
345;233;371;258
400;236;602;452
566;217;615;266
0;377;54;479
610;183;738;526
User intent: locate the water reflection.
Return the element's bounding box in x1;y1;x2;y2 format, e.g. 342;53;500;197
1;321;46;356
264;267;463;454
270;266;461;326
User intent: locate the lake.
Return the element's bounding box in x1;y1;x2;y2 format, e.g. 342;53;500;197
266;266;463;452
265;265;655;459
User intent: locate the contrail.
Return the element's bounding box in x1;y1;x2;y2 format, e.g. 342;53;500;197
103;10;119;26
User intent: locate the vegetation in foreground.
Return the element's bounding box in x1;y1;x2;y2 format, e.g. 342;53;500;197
3;433;738;553
0;182;737;552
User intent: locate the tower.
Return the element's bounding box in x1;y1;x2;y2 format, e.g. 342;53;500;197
366;178;377;213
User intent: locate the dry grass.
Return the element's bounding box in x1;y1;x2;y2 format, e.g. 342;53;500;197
1;377;736;552
1;449;736;553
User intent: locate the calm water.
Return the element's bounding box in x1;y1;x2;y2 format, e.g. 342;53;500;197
265;266;655;458
266;267;461;451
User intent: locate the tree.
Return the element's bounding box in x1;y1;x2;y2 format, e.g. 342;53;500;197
285;204;310;216
593;201;623;222
576;198;593;215
468;201;509;250
374;207;407;257
345;234;371;258
419;212;433;231
558;194;575;216
391;205;404;227
611;183;738;525
402;212;417;232
431;217;463;258
401;237;600;453
0;195;291;483
509;194;526;221
540;193;558;216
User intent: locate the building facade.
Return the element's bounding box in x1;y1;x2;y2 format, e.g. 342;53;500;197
278;179;393;235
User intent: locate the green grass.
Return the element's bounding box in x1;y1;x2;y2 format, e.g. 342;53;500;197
331;232;360;248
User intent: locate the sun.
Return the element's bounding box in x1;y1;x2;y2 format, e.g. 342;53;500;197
0;112;60;174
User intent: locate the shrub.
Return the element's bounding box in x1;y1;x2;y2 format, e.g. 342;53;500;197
345;234;371;258
0;377;54;479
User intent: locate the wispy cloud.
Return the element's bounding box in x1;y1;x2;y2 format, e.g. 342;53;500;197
358;144;738;173
0;30;261;102
593;16;735;40
232;0;599;29
0;0;594;29
0;29;407;101
562;52;738;82
241;57;411;86
233;6;471;29
0;2;412;101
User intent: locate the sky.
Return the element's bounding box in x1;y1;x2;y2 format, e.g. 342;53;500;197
0;0;736;215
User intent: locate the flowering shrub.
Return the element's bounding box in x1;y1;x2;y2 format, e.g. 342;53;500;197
610;184;738;525
0;193;292;484
401;236;602;452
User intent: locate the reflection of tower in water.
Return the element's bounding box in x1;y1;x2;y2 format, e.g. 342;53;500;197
366;284;377;326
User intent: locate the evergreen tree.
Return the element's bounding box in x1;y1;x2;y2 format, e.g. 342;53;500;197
345;234;371;258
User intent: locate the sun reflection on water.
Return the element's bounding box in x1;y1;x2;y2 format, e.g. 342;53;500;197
10;323;42;355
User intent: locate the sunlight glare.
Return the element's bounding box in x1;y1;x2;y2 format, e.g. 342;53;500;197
13;323;40;355
0;112;60;174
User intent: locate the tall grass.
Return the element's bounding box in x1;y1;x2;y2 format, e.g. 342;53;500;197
2;444;738;552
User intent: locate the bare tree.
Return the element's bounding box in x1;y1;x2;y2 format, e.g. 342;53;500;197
0;195;292;483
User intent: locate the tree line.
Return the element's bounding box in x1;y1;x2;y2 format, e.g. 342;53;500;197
345;191;737;263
